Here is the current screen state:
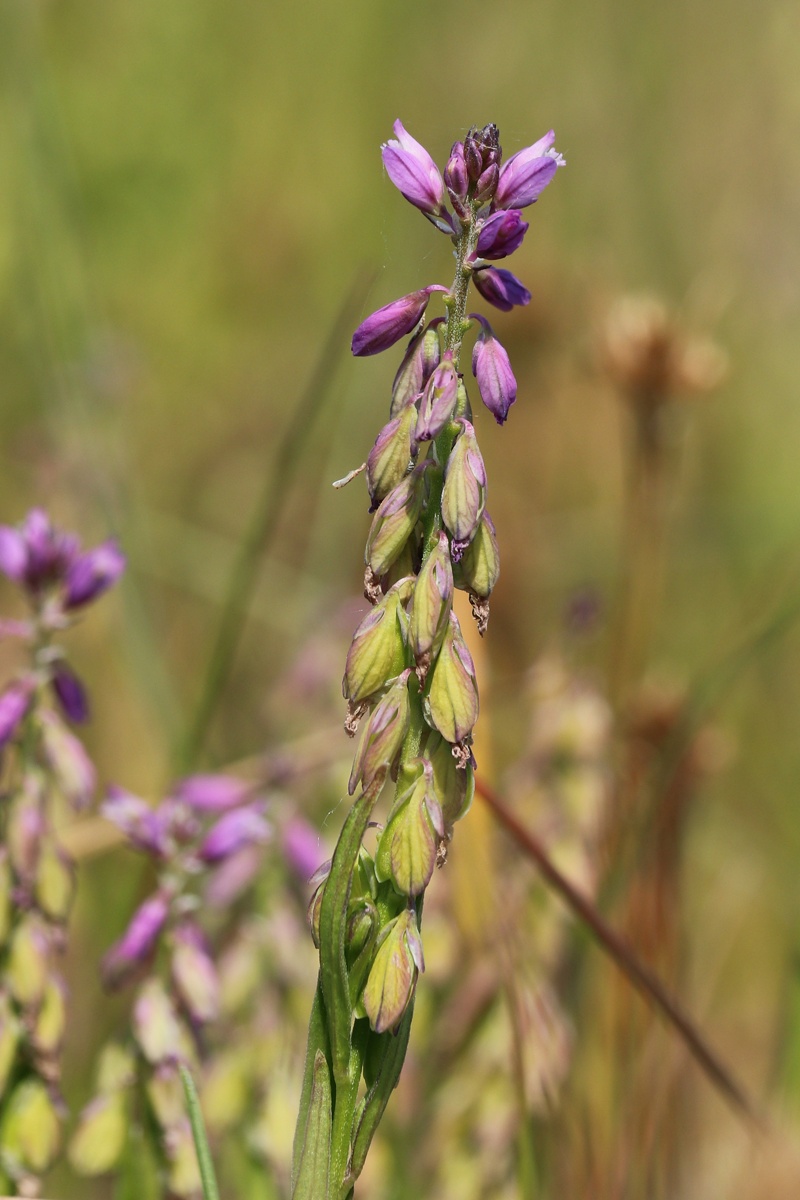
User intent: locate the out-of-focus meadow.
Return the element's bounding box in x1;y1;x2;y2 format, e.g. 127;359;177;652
3;0;800;1196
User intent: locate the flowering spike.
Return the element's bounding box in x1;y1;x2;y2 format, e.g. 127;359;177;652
441;419;487;558
423;611;479;745
471;315;518;424
381;120;447;219
473;266;531;312
493;129;564;210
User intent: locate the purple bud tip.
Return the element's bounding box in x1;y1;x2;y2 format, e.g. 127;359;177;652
64;540;126;609
172;774;252;812
471;315;518;425
352;287;448;357
52;665;90;724
282;816;325;882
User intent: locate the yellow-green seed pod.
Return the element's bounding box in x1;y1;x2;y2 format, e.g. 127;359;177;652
201;1049;251;1135
454;511;499;599
427;733;475;831
423;612;479;744
68;1093;127;1176
376;761;444;896
166;1120;202;1198
35;840;75;922
365;464;428;578
7;917;49;1009
342;578;413;706
96;1042;136;1093
0;1078;62;1176
133;978;186;1065
362;909;424;1034
441;419;486;559
409;531;453;667
0;993;21;1096
348;669;412;795
146;1064;185;1129
366;400;418;508
32;977;67;1058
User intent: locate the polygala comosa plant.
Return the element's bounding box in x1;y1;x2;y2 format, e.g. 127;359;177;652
291;119;563;1200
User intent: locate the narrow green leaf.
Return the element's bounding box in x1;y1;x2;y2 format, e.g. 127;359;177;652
347;1003;414;1186
179;1064;220;1200
292;981;331;1190
292;1050;333;1200
318;782;381;1082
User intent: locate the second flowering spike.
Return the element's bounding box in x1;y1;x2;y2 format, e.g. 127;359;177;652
441;419;487;560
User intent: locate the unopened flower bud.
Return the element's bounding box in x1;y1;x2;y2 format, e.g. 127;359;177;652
365;463;428;578
444;141;469;209
464;123;502;182
0;680;33;750
391;321;442;416
35;839;75;922
102;892;170;989
346;901;377;962
64;540;126;609
39;709;96;810
471;315;517;425
366;401;417;509
409;531;453;672
170;923;219;1025
441;419;487;559
473;162;499;205
68;1092;127;1176
362;908;424;1034
474;209;529;260
427;733;475;830
32;976;67;1059
352;286;447;357
52;664;90;724
133;977;187;1064
415;357;459;442
7;916;50;1008
342;578;412;706
199;802;270;864
0;1079;62;1175
0;992;21;1095
473;266;531;312
376;760;444;896
423;611;479;745
173;773;252;812
349;669;411;795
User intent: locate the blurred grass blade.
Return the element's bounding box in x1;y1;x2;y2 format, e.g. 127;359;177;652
292;1051;333;1200
178;269;374;772
476;776;765;1128
179;1063;220;1200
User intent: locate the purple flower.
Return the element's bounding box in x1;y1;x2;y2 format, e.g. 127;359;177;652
199;802;271;864
473;267;531;313
492;130;565;211
381;120;447;220
64;540;126;609
204;844;264;907
102;892;170;988
474;210;529;261
173;773;252;813
103;787;180;859
0;510;79;593
52;664;90;724
282;816;325;882
0;681;33;749
0;527;27;583
471;315;517;424
352;286;448;357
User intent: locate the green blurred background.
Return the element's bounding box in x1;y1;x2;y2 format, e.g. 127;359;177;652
3;0;800;1194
